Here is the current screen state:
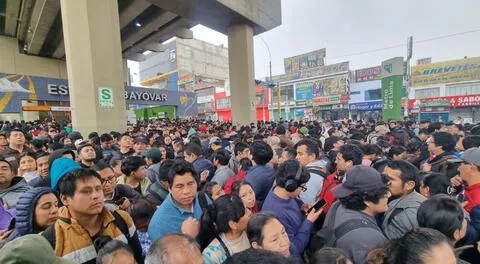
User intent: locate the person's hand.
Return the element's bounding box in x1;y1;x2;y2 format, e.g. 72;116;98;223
119;198;131;210
0;229;13;243
460;201;469;208
451;175;463;187
306;207;323;223
301;203;313;214
421;163;432;172
200;170;209;183
3;200;8;210
181;217;200;238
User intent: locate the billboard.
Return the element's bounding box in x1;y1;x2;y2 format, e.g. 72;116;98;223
349;101;382;111
381;57;404;121
411;57;480;87
284;49;326;73
296;75;348;98
355;66;381;82
0;72;197;116
271;61;349;83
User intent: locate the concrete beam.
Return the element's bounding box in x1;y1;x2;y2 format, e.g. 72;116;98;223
119;0;151;28
126;53;146;62
143;43;166;52
147;0;281;35
121;11;178;51
5;0;22;36
25;0;61;54
17;0;35;41
52;39;64;59
122;18;190;58
174;28;193;39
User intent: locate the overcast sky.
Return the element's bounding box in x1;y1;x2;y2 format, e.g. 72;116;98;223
129;0;480;82
190;0;480;79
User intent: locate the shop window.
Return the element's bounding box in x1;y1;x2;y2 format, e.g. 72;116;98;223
364;89;382;100
272;85;294;103
446;82;480;96
216;98;231;109
415;87;440;99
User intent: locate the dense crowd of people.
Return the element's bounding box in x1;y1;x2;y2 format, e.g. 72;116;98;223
0;117;479;264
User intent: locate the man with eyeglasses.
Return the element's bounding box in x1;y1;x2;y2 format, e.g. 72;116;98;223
91;161;141;211
448;147;480;245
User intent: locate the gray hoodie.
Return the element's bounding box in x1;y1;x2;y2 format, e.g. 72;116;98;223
382;190;426;240
0;177;31;209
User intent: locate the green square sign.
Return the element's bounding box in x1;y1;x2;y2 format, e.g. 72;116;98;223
98;87;114;108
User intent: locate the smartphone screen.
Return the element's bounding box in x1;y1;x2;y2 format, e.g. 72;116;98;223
308;199;327;213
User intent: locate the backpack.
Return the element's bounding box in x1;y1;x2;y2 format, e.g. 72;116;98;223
308;202;379;255
196;193;212;250
307;166;328;179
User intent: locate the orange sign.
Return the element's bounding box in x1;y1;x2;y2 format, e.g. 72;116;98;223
22;105;51;111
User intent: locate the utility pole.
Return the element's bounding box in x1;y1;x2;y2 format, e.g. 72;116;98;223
405;36;413;119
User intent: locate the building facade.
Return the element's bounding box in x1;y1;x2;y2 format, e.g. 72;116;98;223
138;38;229;120
268;49;350;121
408;57;480;123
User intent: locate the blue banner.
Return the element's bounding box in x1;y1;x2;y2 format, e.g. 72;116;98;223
349;101;382;111
0;72;197;117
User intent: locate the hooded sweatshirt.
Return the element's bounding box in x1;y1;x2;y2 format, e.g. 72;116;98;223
1;187;55;246
0;177;31;209
0;234;74;264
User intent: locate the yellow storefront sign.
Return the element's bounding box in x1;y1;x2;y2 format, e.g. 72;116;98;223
411;57;480;87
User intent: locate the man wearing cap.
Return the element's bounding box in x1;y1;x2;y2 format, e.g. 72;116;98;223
320;166;390;264
382;160;426;240
205;136;222;160
143;148;162;183
449;147;480;244
292;127;309;144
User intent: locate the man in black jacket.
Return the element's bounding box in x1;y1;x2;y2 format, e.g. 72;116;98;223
91;161;140;211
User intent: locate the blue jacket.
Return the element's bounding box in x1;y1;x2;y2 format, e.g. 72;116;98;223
2;187;55;246
464;204;480;244
245;165;277;203
148;193;211;242
192;157;214;182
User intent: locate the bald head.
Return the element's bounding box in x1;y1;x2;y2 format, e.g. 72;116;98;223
145;233;203;264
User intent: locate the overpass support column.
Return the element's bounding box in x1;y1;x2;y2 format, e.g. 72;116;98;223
228;24;256;126
60;0;126;136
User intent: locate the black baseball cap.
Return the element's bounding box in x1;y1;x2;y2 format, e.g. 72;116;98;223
332;166;388;198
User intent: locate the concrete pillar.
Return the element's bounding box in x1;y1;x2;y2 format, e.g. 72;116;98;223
228;24;256;125
60;0;126;136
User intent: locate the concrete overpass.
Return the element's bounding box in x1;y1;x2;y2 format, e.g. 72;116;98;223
0;0;281;135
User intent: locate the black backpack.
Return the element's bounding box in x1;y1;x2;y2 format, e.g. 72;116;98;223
308;202;379;255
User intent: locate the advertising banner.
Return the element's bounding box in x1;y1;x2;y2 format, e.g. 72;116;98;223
381;75;403;121
411;57;480;87
271;61;349;83
409;94;480;109
284;49;326;73
312;93;348;105
349;101;382;111
355;66;382;82
0;72;197;116
296;75;348;99
295;86;313;100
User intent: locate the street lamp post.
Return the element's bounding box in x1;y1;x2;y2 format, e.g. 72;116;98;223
258;36;276;121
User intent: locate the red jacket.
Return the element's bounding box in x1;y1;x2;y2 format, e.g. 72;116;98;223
224;170;247;194
317;171;343;213
465;183;480;213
